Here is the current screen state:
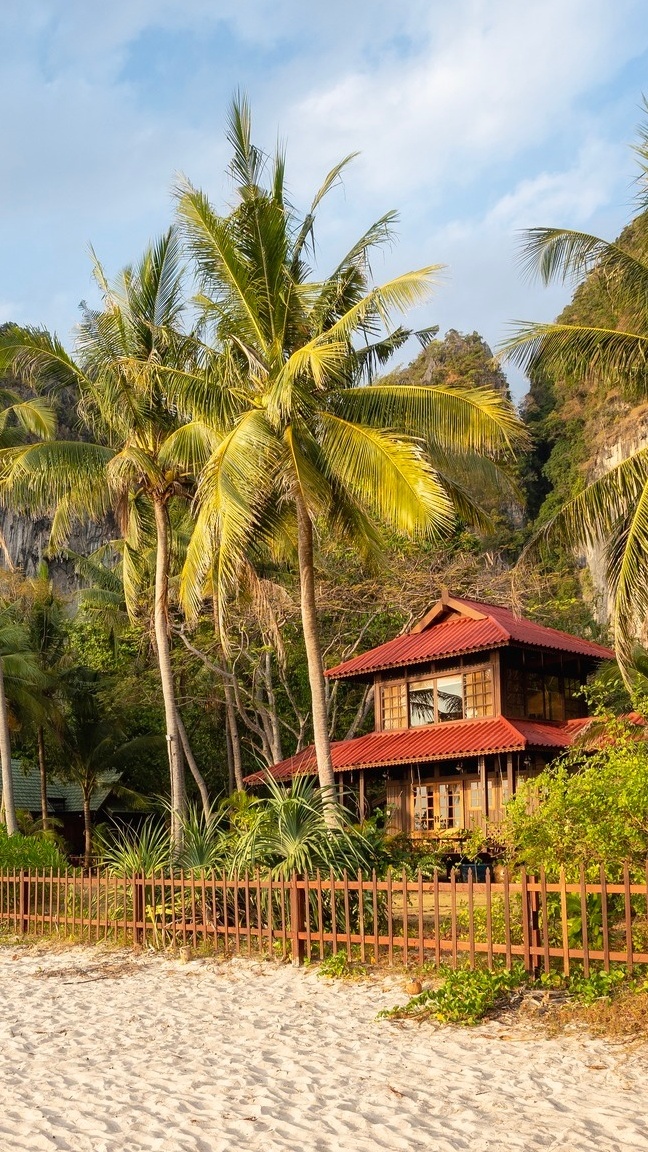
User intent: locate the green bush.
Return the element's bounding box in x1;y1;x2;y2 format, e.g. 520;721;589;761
0;827;67;870
380;963;527;1026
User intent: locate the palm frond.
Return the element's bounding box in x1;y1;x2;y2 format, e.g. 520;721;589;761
317;412;454;538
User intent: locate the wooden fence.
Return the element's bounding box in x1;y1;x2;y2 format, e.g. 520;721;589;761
2;865;648;975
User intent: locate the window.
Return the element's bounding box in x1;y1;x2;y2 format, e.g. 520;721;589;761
414;785;434;831
438;782;462;828
409;679;436;727
464;668;493;718
526;671;545;720
544;674;565;721
437;675;464;722
564;677;583;719
469;778;495;811
408;666;493;726
380;682;407;730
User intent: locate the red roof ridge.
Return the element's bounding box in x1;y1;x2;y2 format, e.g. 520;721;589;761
325;592;614;680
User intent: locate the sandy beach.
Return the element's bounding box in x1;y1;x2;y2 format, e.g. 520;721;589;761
0;947;644;1152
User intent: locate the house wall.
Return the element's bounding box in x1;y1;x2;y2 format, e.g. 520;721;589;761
363;752;547;838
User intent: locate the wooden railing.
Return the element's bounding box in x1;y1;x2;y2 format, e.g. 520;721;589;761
1;865;648;974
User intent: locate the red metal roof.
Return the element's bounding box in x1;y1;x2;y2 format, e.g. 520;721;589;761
244;716;590;784
326;596;614;680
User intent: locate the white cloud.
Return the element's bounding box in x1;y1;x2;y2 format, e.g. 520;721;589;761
0;0;644;371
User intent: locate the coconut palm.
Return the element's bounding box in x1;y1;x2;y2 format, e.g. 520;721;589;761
0;230;203;842
0;610;48;834
501;110;648;677
58;667;159;868
175;98;525;807
23;567;68;830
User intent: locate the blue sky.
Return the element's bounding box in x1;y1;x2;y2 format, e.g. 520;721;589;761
1;0;648;397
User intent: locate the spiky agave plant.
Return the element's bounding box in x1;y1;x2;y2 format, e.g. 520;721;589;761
175;802;227;871
229;774;375;879
97;818;171;874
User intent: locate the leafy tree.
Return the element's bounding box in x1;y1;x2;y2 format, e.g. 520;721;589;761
175;98;525;811
502;105;648;676
0;231;201;842
0;607;48;835
501;719;648;881
22;567;69;830
58;667;159;867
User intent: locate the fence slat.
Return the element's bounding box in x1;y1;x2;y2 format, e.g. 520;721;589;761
600;864;610;973
343;870;352;961
372;870;379;965
401;867;409;968
485;868;493;969
540;868;550;974
314;871;322;961
358;870;365;965
579;864;590;978
467;869;475;969
387;869;394;967
329;867;337;958
452;868;460;970
560;867;570;978
624;863;633;974
503;867;512;971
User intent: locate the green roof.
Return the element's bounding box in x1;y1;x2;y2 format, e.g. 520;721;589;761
11;761;121;814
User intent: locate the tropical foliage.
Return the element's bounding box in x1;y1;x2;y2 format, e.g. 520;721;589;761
502;105;648;676
500;719;648;881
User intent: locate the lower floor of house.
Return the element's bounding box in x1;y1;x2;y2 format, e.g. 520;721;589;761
336;750;548;838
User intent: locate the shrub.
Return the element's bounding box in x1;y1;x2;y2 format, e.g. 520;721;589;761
380;963;527;1026
0;826;67;870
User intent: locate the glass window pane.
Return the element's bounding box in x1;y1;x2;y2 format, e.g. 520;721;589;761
526;672;544;720
439;782;462;828
381;683;407;730
545;674;565;721
464;667;493;718
437;676;464;722
413;785;434;830
409;679;436;727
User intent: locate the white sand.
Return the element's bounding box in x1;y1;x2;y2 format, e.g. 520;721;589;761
0;948;645;1151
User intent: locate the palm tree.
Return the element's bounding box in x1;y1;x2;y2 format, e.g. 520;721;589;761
501;109;648;677
0;608;48;835
59;667;159;868
23;567;68;830
175;98;525;806
0;231;202;842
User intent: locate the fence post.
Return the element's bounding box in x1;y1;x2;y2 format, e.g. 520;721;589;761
19;869;29;935
528;875;541;978
290;872;305;967
133;874;145;946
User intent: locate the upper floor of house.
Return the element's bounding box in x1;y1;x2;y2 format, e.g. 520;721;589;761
325;591;615;734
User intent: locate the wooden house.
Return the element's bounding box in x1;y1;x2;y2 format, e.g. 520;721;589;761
245;591;614;837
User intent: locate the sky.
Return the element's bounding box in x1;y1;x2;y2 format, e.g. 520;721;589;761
1;0;648;399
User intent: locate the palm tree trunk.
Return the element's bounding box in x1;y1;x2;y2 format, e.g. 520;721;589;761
295;491;339;816
175;707;212;823
82;789;92;870
225;719;235;793
37;726;48;831
224;683;244;791
0;659;17;835
152;496;186;846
